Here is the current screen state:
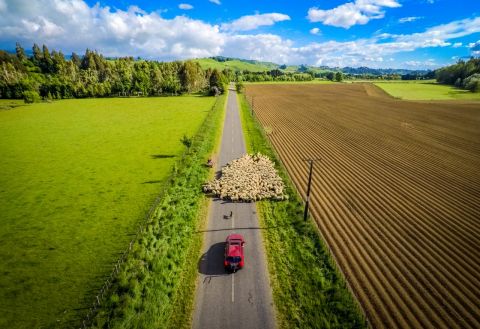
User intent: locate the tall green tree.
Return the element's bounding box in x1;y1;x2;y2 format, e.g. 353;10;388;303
15;42;27;62
32;43;42;64
71;52;81;68
209;69;227;91
180;61;205;93
335;71;343;82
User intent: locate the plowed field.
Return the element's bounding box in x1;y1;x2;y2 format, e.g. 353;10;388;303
246;83;480;329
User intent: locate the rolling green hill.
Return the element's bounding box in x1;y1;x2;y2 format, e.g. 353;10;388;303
194;57;335;76
193;57;433;78
194;57;278;72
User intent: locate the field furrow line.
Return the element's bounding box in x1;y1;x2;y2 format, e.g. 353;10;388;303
273;123;480;328
246;85;480;329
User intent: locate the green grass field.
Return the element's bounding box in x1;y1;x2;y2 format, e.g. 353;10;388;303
238;94;366;328
0;96;215;328
194;58;277;72
373;81;480;100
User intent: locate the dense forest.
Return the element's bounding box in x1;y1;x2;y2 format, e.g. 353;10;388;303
0;43;230;101
435;57;480;92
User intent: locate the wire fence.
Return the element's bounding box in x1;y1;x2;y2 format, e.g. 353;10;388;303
79;96;220;328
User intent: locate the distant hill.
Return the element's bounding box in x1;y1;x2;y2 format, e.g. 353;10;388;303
193;56;278;72
194;57;430;76
194;57;332;74
342;66;429;75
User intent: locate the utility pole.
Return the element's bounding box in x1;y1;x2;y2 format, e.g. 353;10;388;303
303;158;320;221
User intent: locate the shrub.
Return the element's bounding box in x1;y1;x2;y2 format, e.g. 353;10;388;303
22;90;41;103
209;86;221;96
180;134;192;148
235;81;245;93
463;73;480;92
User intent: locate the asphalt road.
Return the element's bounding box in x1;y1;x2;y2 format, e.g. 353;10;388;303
192;86;276;329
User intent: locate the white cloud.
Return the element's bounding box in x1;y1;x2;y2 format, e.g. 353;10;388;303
209;0;221;5
228;17;480;67
404;59;436;67
0;0;222;59
307;0;401;29
399;16;422;23
223;34;296;64
1;1;479;68
452;42;462;48
221;13;290;32
310;27;321;35
469;40;480;55
178;3;193;10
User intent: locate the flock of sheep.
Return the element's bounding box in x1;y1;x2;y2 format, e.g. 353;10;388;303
203;153;286;201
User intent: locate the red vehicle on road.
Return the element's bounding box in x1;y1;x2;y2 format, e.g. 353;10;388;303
224;234;245;273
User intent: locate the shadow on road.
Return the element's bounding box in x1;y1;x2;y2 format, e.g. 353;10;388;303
208;197;254;205
198;242;227;276
196;225;281;234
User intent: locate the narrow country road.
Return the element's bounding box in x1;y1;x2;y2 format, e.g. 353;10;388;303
192;86;276;329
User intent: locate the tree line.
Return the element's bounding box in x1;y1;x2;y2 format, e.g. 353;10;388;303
0;43;230;102
435;57;480;92
3;43;478;101
236;70;314;82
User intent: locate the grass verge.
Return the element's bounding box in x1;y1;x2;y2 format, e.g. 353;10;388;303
91;94;226;329
238;93;366;329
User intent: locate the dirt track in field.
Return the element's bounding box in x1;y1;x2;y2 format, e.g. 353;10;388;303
246;83;480;329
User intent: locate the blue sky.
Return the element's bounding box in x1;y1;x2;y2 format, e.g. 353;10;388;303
1;0;479;68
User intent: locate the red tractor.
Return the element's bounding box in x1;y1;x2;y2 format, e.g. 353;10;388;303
224;234;245;273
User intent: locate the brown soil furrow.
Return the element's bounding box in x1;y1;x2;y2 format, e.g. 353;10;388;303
269;102;480;291
270;117;480;326
266;95;479;220
272;104;476;252
268;123;448;327
271;135;403;328
247;84;480;329
287;103;480;243
295;99;480;219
